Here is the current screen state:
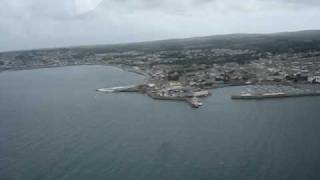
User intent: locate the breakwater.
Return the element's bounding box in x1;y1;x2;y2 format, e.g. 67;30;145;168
231;92;320;100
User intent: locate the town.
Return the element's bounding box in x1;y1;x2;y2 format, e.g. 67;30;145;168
98;49;320;107
1;31;320;107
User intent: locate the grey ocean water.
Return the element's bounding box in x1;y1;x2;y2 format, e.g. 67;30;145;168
1;65;320;180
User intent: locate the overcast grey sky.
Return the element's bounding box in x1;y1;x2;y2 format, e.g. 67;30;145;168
1;0;320;52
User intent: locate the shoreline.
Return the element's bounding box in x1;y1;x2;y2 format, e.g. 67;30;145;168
3;64;320;107
0;63;148;78
0;63;105;73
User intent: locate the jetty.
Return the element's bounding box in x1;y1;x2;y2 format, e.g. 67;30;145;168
97;85;139;93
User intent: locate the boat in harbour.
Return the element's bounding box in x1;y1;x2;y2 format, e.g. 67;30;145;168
189;97;203;108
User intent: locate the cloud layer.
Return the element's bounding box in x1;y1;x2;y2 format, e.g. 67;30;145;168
1;0;320;51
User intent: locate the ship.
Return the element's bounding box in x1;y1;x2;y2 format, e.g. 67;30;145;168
189;97;203;108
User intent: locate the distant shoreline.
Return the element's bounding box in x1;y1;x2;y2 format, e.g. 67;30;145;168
0;63;146;77
2;64;320;106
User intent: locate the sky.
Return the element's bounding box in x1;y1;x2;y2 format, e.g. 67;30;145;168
0;0;320;52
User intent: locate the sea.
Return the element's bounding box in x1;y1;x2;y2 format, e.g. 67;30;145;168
1;65;320;180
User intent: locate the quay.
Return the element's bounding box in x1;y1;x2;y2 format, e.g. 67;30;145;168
148;93;203;108
231;92;320;100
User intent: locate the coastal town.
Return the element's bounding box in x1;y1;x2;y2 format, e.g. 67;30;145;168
1;31;320;107
97;49;320;107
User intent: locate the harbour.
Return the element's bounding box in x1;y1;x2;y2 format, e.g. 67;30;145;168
97;85;205;108
2;65;320;180
97;83;320;106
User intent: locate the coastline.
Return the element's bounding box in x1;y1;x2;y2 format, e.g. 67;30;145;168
0;63;148;78
3;64;320;106
0;63;105;73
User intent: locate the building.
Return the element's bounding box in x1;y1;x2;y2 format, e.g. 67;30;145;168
308;76;320;83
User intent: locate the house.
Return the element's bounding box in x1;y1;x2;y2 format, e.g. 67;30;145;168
308;76;320;83
286;73;308;82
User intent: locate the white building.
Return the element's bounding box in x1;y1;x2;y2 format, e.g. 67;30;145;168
308;76;320;83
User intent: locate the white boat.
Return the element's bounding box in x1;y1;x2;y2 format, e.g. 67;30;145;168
190;97;203;108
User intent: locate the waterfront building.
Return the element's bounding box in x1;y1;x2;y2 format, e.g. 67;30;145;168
308;76;320;83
